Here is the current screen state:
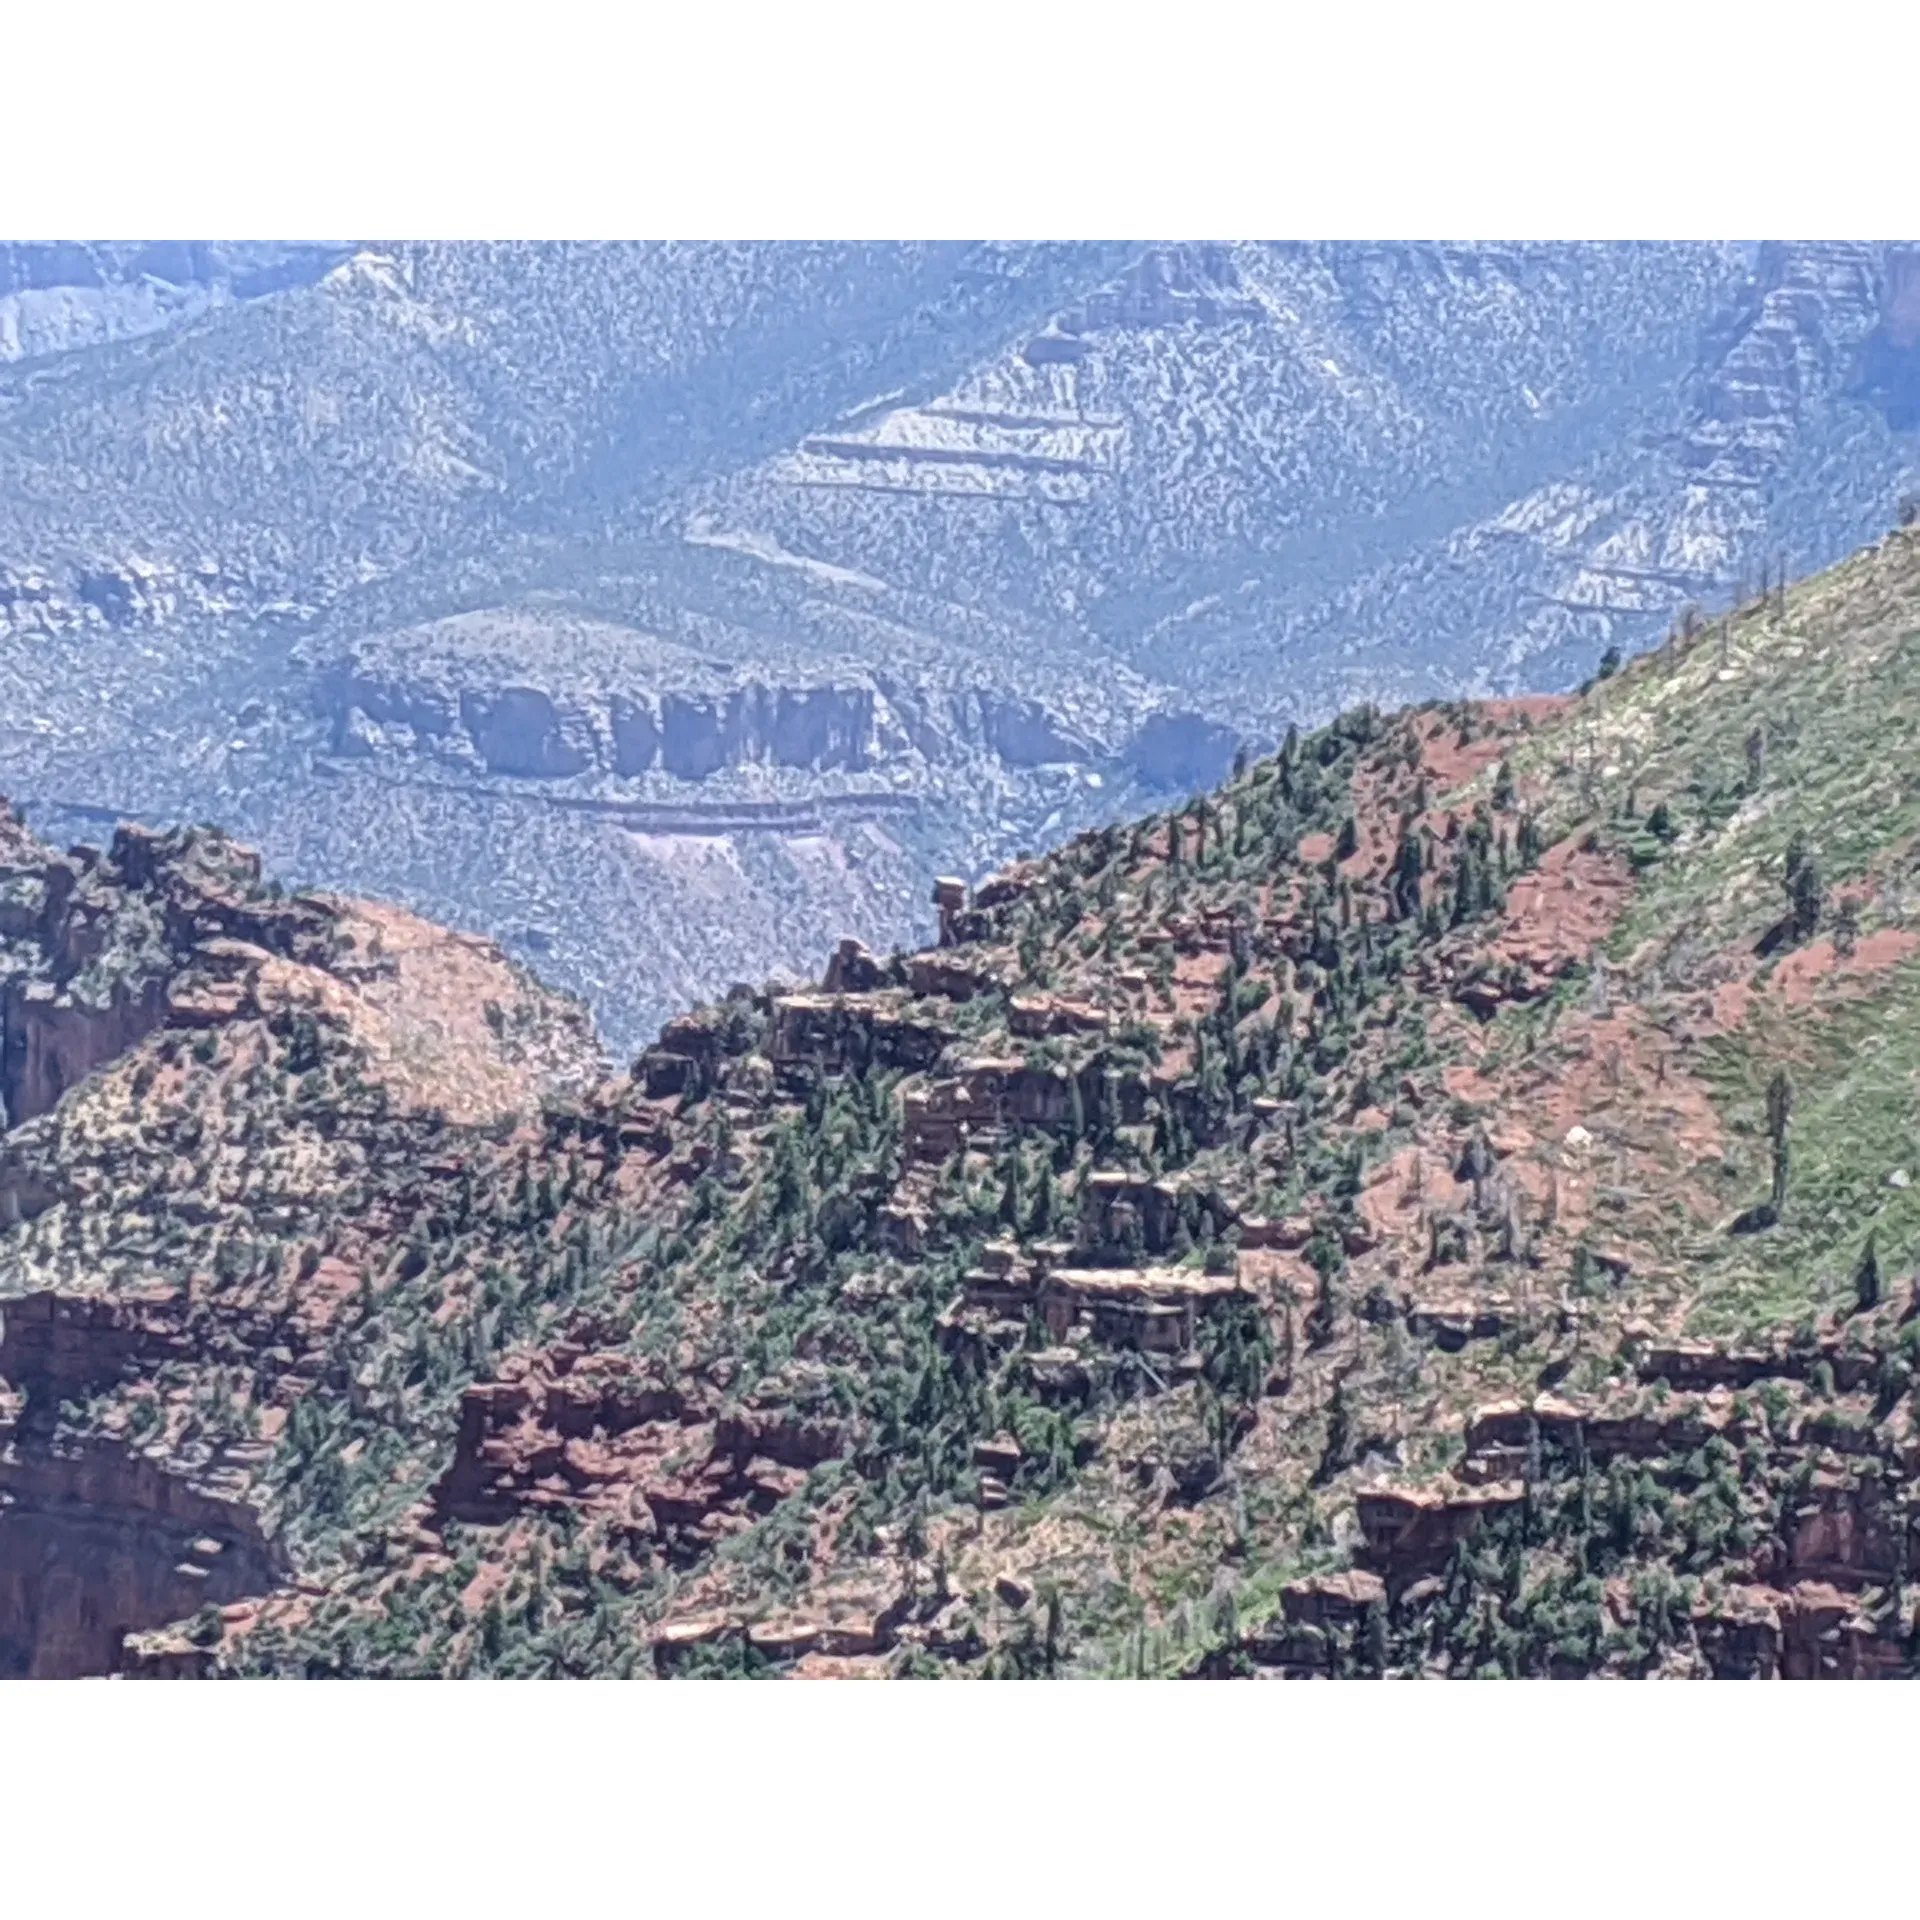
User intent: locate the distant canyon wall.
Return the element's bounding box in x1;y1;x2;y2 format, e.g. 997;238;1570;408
313;648;1241;794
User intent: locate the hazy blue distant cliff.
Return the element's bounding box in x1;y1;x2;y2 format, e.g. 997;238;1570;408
2;240;1914;1047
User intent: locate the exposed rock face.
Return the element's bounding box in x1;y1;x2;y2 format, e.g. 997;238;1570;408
1354;1481;1528;1587
1123;714;1241;791
381;678;889;784
1239;1571;1389;1677
1075;1171;1232;1260
667;687;877;779
0;798;598;1134
0;1288;280;1679
0;1435;283;1679
1694;1581;1907;1681
433;1345;853;1561
944;1246;1253;1361
978;694;1090;769
0;807;340;1128
313;621;1122;789
1338;1343;1920;1678
460;688;595;779
1;974;169;1132
768;992;951;1085
902;1055;1148;1160
0;1291;195;1406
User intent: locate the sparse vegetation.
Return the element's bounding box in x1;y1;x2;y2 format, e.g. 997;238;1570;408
10;528;1920;1678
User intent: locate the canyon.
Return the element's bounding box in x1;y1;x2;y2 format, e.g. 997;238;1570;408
2;529;1919;1676
2;243;1915;1050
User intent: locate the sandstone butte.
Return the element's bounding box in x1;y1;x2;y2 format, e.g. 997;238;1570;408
5;528;1920;1680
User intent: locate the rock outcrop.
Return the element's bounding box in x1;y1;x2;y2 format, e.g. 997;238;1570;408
0;808;343;1127
0;1431;284;1679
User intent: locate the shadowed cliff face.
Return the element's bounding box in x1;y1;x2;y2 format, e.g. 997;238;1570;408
1;974;169;1132
0;1436;283;1678
428;682;889;781
315;627;1126;787
0;1292;285;1678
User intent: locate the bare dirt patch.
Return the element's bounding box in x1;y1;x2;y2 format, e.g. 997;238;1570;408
1419;697;1568;795
257;898;599;1124
1487;836;1635;979
1766;927;1919;1009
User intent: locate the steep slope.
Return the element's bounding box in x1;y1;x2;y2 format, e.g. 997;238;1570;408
4;244;1916;1053
0;242;1119;642
6;527;1920;1678
0;804;599;1675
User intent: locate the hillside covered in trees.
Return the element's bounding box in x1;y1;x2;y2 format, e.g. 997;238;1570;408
5;525;1920;1678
